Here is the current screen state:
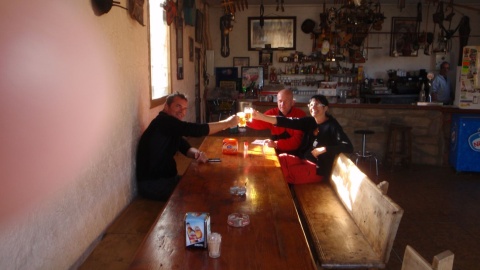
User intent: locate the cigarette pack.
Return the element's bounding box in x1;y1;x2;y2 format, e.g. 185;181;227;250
185;212;211;248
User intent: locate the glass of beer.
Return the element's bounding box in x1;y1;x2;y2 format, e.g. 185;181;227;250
244;107;253;122
237;112;246;127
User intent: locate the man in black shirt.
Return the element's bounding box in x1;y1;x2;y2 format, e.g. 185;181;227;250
136;92;238;201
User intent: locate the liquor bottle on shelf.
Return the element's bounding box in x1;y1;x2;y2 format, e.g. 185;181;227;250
269;67;277;83
419;83;426;102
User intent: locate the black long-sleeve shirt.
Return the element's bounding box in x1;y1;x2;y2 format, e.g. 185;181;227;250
136;111;210;181
276;115;353;176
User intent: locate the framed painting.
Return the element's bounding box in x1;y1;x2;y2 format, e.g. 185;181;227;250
248;16;296;51
233;57;250;67
241;66;264;90
390;17;419;57
219;80;237;92
259;51;273;65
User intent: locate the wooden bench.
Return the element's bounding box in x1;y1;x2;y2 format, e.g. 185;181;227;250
401;245;454;270
292;153;404;269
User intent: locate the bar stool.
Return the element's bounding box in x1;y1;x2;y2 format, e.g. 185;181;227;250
385;123;412;169
354;129;378;176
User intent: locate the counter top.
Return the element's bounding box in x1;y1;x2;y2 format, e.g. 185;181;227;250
251;101;480;114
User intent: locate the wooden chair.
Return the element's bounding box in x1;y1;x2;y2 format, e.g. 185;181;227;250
401;245;454;270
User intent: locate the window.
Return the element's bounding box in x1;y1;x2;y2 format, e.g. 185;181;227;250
148;0;171;107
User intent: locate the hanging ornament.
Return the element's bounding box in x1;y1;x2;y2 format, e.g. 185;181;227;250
163;0;177;26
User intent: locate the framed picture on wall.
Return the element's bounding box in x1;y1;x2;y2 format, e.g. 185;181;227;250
248;16;296;51
241;66;264;90
219;80;237;92
233;57;250;67
390;17;419;57
259;51;273;65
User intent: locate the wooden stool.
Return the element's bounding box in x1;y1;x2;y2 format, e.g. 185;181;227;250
354;129;378;176
385;124;412;169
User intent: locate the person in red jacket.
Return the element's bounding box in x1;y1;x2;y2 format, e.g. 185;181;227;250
247;89;306;156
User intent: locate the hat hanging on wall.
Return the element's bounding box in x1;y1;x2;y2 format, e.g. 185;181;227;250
92;0;122;16
301;19;316;34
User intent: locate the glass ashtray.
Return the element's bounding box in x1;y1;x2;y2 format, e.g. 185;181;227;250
229;186;246;196
227;213;250;227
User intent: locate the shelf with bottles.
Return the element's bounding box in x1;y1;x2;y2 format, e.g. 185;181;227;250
277;51;321;64
277;74;324;88
325;72;361;101
330;73;358;90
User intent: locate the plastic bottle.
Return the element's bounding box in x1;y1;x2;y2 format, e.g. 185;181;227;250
243;141;248;158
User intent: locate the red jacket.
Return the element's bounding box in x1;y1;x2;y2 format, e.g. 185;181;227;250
247;107;306;155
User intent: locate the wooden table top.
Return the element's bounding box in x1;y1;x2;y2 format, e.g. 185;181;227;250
129;135;316;269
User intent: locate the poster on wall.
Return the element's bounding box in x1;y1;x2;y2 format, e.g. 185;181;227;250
241;66;264;90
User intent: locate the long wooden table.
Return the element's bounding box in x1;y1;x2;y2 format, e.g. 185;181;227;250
129;135;316;269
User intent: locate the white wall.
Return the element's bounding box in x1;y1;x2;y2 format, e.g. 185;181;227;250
0;0;205;267
208;3;480;88
0;0;190;268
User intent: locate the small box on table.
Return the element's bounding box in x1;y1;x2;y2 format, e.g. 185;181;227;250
185;212;211;248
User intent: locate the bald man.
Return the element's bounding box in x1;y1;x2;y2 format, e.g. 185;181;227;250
247;89;306;155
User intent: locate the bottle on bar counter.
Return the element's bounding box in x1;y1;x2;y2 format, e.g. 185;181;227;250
243;141;248;158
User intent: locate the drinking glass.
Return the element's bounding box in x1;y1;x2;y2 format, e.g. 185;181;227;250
244;107;253;122
207;233;222;258
237;112;246;127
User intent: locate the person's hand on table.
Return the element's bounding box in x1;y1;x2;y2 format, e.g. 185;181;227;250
195;150;208;163
264;139;277;149
311;147;326;158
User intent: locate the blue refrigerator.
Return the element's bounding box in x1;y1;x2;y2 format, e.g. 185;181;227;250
450;114;480;172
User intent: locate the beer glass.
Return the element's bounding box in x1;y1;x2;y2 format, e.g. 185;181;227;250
244;107;253;122
237;112;246;127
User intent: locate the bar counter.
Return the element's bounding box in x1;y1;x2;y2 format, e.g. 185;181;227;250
129;135;316;269
253;101;480;114
251;101;479;166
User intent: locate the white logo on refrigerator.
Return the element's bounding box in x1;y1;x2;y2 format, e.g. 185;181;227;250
468;131;480;152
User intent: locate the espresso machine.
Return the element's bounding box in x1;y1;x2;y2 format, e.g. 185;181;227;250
386;70;424;95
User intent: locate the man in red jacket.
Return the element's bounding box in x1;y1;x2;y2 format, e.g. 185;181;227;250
247;89;306;155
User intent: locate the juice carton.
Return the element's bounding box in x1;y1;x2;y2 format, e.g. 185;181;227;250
185;212;211;248
222;138;238;155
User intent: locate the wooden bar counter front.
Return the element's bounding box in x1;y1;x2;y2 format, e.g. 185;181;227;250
129;135;316;269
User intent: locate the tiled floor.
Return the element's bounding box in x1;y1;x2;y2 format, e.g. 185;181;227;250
369;163;480;270
80;133;480;270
